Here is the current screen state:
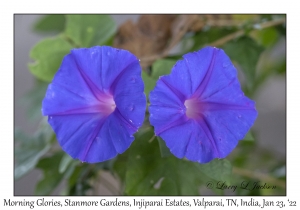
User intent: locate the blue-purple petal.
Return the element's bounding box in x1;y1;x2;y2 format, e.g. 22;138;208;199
42;46;146;163
71;46;137;93
150;78;186;106
48;113;109;162
192;47;237;100
84;111;135;162
149;46;258;163
113;60;146;129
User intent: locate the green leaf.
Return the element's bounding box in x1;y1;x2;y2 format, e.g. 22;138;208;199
243;130;255;141
113;153;128;184
33;15;65;33
157;137;172;158
198;159;232;183
124;128;209;195
113;126;151;186
182;27;237;52
251;27;279;48
28;36;73;82
59;153;73;174
95;158;116;171
151;59;177;80
35;152;65;195
66;164;94;195
223;36;264;91
14;119;53;180
142;71;156;98
64;15;117;48
19;80;48;122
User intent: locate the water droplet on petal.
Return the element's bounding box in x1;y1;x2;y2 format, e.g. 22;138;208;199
128;104;134;111
130;77;136;83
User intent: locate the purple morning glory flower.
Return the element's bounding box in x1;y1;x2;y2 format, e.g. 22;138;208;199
42;46;146;163
149;47;258;163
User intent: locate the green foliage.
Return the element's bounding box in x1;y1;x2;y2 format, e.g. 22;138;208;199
35;152;65;195
33;15;65;33
251;27;279;48
29;15;117;82
59;153;74;174
120;128;232;195
19;80;48;122
142;59;177;99
151;59;177;80
66;164;93;195
28;36;73;82
141;71;156;98
243;131;255;141
124;128;201;195
182;27;236;53
223;36;264;93
14;119;53;180
64;15;117;48
36;150;80;195
157;136;172;158
198;159;232;183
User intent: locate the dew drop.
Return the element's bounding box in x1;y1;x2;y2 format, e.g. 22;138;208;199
107;52;110;56
136;155;141;159
128;104;134;111
130;77;136;83
49;116;53;119
238;115;242;118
